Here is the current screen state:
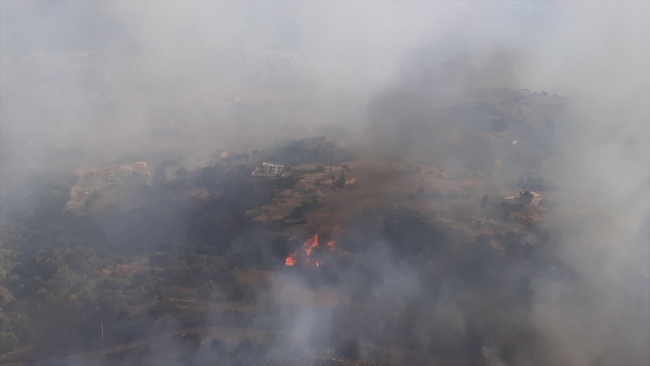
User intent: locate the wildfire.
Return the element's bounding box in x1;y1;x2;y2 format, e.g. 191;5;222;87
327;241;335;251
285;253;297;266
304;234;318;256
285;233;331;267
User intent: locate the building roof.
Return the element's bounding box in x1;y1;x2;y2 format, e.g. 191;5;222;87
521;190;540;197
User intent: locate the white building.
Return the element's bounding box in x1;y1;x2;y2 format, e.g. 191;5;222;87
253;162;285;176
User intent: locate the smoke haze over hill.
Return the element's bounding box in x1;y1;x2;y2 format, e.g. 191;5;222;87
0;2;648;365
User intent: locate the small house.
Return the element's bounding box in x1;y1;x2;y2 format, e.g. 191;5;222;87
332;171;356;188
253;162;285;176
519;191;541;206
136;161;148;171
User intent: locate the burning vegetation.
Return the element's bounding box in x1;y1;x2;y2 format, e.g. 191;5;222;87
285;234;336;267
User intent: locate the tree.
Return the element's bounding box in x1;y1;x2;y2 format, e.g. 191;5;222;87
334;171;347;188
141;273;164;298
9;314;31;342
481;194;490;208
199;280;225;302
0;285;14;307
0;332;18;354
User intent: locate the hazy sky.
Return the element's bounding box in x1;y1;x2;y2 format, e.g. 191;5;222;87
0;2;561;92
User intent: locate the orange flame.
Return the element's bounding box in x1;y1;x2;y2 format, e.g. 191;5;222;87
285;233;328;267
304;234;318;256
304;257;322;267
285;252;297;266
